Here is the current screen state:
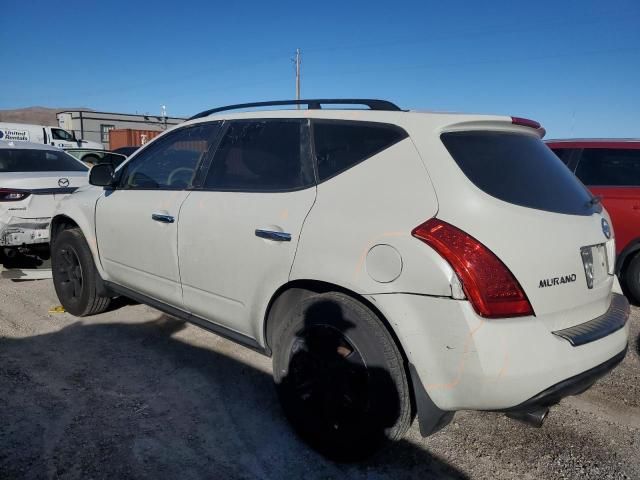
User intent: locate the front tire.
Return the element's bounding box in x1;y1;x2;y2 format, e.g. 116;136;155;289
51;228;111;316
272;292;413;460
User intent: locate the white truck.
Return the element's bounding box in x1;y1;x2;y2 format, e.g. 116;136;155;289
0;122;103;150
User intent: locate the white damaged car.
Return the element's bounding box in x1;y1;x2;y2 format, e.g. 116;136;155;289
49;99;629;460
0;141;88;259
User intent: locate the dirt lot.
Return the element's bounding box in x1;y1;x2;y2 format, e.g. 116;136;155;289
1;277;639;480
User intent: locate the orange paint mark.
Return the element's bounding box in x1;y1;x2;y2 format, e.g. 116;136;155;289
425;318;485;390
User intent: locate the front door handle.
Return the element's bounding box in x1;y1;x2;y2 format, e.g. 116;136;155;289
255;229;291;242
152;213;175;224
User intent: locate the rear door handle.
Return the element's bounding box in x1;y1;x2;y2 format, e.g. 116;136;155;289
255;229;291;242
152;213;175;223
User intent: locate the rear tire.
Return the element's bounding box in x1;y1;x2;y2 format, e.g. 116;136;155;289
623;253;640;304
51;228;111;316
272;292;413;461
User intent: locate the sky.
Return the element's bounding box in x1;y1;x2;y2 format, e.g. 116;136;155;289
1;0;639;138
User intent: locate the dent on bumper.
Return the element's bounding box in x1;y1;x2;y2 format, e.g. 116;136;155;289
0;216;51;246
368;292;630;411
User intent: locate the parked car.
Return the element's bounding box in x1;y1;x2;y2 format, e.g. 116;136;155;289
50;99;629;460
111;146;139;157
0;122;103;150
547;139;640;302
0;141;88;260
65;148;127;168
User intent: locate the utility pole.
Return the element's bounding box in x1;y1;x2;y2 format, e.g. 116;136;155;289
295;48;301;108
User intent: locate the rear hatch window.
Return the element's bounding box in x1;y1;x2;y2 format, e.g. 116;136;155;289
0;149;87;172
441;131;596;216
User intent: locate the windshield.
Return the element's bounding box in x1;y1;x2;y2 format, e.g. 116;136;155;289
51;128;76;141
0;148;88;172
441;131;598;216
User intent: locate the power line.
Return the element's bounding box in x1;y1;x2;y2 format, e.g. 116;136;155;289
303;46;640;80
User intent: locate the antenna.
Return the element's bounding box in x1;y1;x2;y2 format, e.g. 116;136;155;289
294;49;301;109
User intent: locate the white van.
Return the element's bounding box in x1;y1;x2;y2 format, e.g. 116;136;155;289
0;122;104;150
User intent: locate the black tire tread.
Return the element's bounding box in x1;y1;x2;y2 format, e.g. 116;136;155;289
624;253;640;304
272;290;413;458
322;292;413;441
52;228;111;316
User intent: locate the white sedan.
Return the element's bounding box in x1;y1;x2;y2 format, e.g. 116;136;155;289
0;141;88;258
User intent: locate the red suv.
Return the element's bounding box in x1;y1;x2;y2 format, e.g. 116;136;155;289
547;139;640;302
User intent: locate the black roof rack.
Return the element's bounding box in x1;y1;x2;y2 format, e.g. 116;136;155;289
188;99;402;120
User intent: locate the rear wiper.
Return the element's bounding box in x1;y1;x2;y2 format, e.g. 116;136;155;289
587;195;602;207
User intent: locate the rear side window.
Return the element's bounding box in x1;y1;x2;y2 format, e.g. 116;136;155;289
313;121;407;181
441;131;596;216
575;148;640;186
204;120;313;191
0;148;87;172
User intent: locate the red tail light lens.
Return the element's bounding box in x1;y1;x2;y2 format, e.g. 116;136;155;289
0;189;30;202
511;116;541;129
511;116;546;137
412;218;533;318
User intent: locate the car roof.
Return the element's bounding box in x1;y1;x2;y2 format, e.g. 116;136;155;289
0;140;63;152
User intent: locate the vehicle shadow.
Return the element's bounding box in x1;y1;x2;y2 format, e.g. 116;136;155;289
0;315;467;480
0;251;48;270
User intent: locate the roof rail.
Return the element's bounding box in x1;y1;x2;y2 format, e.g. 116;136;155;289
188;99;402;120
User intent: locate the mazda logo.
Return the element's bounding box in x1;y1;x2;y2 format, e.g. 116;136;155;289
58;178;70;187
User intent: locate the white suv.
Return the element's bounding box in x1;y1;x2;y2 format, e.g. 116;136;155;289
50;99;629;460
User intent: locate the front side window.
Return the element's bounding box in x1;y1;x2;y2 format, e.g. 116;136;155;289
100;124;115;143
0;148;87;172
574;148;640;186
203;119;313;191
51;128;75;141
313;121;408;181
119;122;221;189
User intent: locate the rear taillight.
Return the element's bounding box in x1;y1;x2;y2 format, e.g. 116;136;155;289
0;189;30;202
412;218;534;318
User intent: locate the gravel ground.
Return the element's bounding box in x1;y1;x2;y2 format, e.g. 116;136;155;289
0;277;638;480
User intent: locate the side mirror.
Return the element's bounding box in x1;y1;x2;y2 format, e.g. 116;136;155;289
89;163;116;187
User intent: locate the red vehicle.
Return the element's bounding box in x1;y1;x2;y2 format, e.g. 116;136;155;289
547;139;640;301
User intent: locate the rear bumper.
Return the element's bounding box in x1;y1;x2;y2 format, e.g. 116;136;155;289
551;293;629;346
368;292;630;413
0;216;51;246
501;345;627;413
